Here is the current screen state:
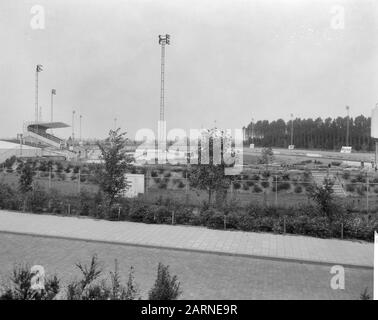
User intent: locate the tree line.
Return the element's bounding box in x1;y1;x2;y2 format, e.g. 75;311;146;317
244;115;374;151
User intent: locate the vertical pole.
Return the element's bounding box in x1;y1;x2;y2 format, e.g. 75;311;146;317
172;210;174;225
290;114;294;146
80;115;82;143
346;106;350;147
35;68;38;122
375;141;378;169
48;168;51;190
160;43;165;122
341;222;344;239
72;110;75;149
275;175;278;206
366;172;369;213
78;168;81;194
51;91;54;122
283;216;286;233
185;169;189;204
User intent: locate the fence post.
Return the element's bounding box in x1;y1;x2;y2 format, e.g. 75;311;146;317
118;206;121;220
275;175;278;207
283;216;286;234
48;168;52;190
68;203;71;215
185;170;189;204
78;169;81;194
224;214;226;230
366;173;369;214
341;222;344;239
172;210;175;225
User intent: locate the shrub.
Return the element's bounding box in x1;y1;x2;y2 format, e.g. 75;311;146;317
261;181;269;188
294;185;302;193
253;185;263;193
0;264;60;300
164;172;171;178
251;174;260;181
158;182;167;189
232;182;241;190
148;263;181;300
346;184;355;192
262;171;270;178
342;171;350;180
177;181;185;189
246;180;255;187
242;183;249;191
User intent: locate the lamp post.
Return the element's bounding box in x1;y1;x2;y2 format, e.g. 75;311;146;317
251;118;254;142
35;65;43;122
51;89;56;122
290;113;294;146
158;34;171;163
346;106;350;147
72;110;76;147
80;115;82;142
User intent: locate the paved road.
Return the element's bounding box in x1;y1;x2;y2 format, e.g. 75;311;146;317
0;233;373;299
0;210;373;268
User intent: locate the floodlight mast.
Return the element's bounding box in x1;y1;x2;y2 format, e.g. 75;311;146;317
158;34;170;122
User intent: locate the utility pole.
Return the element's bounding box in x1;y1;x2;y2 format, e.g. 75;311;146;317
346;106;350;146
290;113;294;146
158;34;170;163
251;118;254;142
80;115;82;142
158;34;170;122
72;110;76;147
51;89;56;122
35;65;43;122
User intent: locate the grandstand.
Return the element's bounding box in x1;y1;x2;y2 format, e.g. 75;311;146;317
23;121;69;148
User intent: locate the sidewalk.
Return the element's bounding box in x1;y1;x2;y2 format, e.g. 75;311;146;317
0;210;373;268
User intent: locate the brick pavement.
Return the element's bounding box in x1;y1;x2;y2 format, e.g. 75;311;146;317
0;210;374;268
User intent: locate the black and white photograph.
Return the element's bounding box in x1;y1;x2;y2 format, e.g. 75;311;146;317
0;0;377;308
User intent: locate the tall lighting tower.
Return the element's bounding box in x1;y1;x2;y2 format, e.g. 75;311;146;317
290;113;294;146
346;106;350;146
35;65;43;122
72;110;76;146
158;34;170;122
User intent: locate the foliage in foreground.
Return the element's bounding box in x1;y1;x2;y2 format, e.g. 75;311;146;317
0;255;181;300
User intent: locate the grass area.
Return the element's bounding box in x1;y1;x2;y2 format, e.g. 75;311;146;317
0;233;372;300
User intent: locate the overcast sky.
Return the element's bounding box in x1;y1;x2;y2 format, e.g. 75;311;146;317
0;0;377;140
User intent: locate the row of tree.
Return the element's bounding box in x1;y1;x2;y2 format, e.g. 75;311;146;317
244;115;375;151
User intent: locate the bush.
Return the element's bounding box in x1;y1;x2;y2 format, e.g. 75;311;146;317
148;263;181;300
342;171;350;180
294;185;302;193
242;183;250;191
253;185;263;193
261;181;269;188
346;184;355;192
232;182;241;190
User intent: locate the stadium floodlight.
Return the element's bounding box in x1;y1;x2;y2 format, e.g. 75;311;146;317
346;106;350;147
35;64;43;123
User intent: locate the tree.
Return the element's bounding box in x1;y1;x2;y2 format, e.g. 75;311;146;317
148;263;181;300
19;162;34;193
259;147;274;169
188;128;232;206
308;178;338;220
97;129;133;209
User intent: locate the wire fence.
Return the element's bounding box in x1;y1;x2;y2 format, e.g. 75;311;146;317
1;168;378;212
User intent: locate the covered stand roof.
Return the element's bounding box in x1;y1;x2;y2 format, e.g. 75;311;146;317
27;122;70;130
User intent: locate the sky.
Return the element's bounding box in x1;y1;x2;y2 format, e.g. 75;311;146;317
0;0;377;140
